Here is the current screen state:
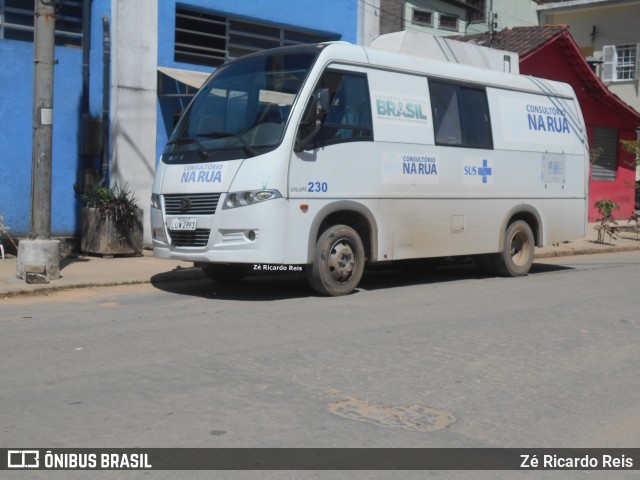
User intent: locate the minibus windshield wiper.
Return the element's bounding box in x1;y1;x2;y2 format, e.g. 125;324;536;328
199;131;257;158
165;137;210;160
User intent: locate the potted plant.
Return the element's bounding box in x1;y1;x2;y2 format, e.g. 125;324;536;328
77;183;143;257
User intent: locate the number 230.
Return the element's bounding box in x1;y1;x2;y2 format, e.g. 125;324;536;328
307;181;328;193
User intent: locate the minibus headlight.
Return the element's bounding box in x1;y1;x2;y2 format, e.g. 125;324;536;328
223;189;282;209
254;190;277;201
151;193;161;209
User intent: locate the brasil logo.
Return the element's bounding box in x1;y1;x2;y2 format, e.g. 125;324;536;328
376;98;428;121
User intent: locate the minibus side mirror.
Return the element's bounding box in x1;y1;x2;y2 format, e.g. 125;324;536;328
294;88;330;153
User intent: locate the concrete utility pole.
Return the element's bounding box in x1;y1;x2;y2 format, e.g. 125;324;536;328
16;0;61;282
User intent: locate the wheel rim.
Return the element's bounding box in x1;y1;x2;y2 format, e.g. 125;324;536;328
327;239;356;284
509;230;532;267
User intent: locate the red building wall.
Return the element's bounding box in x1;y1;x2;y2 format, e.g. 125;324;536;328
520;42;638;221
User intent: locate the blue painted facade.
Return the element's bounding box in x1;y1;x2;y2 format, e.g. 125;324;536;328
155;0;357;185
0;40;89;237
0;0;111;237
0;0;356;238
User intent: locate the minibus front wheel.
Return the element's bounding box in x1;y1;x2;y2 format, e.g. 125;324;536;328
308;225;365;296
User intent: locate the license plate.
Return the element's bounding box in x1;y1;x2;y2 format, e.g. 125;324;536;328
169;217;197;231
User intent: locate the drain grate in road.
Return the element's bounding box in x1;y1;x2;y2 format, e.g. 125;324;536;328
329;398;456;432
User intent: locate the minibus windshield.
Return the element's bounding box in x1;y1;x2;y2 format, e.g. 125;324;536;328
164;51;318;162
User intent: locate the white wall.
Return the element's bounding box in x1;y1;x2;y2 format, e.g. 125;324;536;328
484;0;539;32
404;0;539;37
110;0;158;245
539;2;640;117
359;0;381;45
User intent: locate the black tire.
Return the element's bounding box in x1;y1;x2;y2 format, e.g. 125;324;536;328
307;225;365;296
201;263;249;283
494;220;535;277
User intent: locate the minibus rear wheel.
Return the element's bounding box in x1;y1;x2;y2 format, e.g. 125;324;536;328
494;220;535;277
308;225;365;296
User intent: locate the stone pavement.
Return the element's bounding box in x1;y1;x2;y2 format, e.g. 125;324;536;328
1;222;639;297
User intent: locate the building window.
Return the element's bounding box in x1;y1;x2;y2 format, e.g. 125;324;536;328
412;8;433;27
174;8;226;67
174;5;334;68
429;80;492;149
466;0;486;23
591;127;618;181
439;13;459;31
602;44;638;82
0;0;83;47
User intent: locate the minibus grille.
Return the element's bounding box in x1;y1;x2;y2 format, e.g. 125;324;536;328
168;228;211;247
163;193;221;215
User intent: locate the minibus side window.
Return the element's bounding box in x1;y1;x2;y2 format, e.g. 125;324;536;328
297;70;373;151
430;82;462;145
429;80;493;149
458;86;493;148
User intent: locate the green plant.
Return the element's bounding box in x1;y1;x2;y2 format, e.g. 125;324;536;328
620;139;639;165
589;146;604;164
593;199;619;244
619;139;640;211
75;183;139;225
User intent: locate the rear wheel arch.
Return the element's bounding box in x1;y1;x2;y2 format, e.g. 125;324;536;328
499;206;543;250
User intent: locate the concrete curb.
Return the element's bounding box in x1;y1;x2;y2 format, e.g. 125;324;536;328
535;244;640;259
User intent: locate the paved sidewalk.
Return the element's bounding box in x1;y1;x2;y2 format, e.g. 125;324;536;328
1;222;639;297
0;250;202;297
535;222;640;258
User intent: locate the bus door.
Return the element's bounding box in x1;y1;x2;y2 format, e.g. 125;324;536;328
289;66;376;202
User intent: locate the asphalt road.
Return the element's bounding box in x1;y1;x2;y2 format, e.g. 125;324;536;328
2;252;640;479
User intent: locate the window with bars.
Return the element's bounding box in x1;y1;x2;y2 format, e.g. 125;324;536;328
466;0;486;23
438;13;459;31
411;8;433;27
591;127;618;181
602;44;639;82
174;5;335;68
0;0;83;47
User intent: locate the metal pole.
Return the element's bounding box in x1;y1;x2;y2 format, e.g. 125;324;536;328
81;0;92;168
100;15;111;185
31;0;56;240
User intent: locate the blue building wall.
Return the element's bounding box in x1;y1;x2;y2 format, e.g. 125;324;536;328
0;0;111;238
88;0;112;122
157;0;358;68
155;0;359;169
0;40;34;237
0;40;84;237
0;0;357;239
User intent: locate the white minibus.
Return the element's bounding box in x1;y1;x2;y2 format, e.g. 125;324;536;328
151;40;588;295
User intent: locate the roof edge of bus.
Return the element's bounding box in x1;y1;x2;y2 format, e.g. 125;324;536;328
322;41;576;97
